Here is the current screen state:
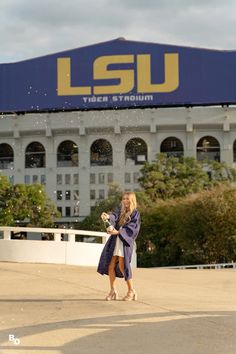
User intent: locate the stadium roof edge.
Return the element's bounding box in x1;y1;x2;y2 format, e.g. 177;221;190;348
1;37;236;65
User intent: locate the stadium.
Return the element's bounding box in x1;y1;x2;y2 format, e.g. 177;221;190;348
0;38;236;225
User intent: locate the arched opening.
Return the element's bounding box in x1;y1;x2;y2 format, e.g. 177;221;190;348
0;143;14;169
160;137;184;157
125;138;147;165
197;136;220;162
90;139;112;166
25;142;45;168
57;140;78;167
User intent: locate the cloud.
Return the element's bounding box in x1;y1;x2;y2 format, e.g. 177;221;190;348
1;0;236;63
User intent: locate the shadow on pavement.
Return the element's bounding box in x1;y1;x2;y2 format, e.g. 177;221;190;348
0;310;235;354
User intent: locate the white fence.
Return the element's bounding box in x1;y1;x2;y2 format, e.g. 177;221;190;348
0;226;137;268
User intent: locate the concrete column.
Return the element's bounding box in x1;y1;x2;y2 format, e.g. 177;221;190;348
78;135;90;217
68;234;75;242
185;131;196;158
54;233;61;242
149;117;158;162
3;229;11;240
221;131;233;165
45;137;57;201
185;110;196;158
113;135;125;190
13;138;25;184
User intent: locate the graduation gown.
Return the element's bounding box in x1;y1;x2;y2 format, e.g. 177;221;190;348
97;208;141;281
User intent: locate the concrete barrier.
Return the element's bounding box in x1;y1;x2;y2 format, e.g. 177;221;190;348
0;226;137;267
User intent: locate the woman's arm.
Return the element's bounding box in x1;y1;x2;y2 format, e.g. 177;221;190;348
118;210;141;246
108;208;120;226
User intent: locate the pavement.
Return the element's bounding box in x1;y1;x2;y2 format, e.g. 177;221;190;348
0;262;235;354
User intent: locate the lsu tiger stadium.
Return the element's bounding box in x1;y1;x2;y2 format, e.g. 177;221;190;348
1;37;236;224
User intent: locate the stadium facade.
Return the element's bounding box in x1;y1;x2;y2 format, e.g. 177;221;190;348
1;38;236;224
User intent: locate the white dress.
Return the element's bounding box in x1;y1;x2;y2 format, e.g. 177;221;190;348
113;235;124;257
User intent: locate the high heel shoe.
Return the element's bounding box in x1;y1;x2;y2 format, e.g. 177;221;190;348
122;289;138;301
105;289;118;301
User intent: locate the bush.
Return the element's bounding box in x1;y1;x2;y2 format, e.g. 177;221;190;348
137;201;182;267
176;186;236;264
138;186;236;266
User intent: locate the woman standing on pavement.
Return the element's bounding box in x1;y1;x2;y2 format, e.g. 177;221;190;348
97;191;141;301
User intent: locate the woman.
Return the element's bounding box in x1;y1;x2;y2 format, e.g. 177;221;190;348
97;191;141;301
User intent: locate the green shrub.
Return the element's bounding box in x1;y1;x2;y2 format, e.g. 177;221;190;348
138;186;236;266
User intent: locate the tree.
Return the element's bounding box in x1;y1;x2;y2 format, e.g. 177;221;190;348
138;153;236;201
137;185;236;267
0;177;60;227
0;175;11;223
137;200;182;267
175;186;236;264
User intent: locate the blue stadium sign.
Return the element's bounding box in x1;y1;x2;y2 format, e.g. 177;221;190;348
1;38;236;113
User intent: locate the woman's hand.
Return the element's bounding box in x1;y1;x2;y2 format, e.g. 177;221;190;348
107;228;119;235
101;212;109;221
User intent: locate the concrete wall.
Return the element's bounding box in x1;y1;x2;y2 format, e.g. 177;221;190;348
0;227;137;268
0;240;105;266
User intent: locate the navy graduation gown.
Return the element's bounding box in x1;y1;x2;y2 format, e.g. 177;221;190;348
97;208;141;281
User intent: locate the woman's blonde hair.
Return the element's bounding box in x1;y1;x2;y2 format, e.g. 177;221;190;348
118;192;137;226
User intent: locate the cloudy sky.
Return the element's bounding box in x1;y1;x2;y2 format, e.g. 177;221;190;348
1;0;236;63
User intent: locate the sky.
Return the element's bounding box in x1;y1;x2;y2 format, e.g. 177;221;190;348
1;0;236;63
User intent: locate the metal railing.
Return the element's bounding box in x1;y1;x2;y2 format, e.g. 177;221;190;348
159;263;236;270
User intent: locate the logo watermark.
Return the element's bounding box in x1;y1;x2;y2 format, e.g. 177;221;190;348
9;334;20;345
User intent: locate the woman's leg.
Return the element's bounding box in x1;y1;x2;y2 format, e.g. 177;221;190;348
108;256;118;290
118;256;124;276
118;257;137;300
105;256;119;300
118;256;134;291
